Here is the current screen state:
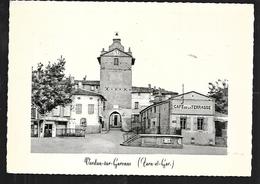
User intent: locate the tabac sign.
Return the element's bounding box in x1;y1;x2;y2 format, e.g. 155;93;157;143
170;91;215;115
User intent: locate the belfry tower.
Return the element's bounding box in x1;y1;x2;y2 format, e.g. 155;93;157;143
97;33;135;131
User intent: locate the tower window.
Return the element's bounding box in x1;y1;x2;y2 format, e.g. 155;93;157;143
114;58;119;65
134;102;139;109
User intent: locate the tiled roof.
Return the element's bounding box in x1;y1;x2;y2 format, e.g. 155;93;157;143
132;86;153;93
74;80;100;85
73;80;178;95
157;89;178;95
72;88;106;100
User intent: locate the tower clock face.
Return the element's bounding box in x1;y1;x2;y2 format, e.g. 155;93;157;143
113;50;120;56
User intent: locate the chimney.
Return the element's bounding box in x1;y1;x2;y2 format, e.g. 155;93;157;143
158;87;162;95
148;84;151;89
70;76;75;84
128;47;132;55
83;75;87;81
101;48;106;54
78;81;82;89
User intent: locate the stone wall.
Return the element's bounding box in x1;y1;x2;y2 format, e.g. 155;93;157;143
182;130;215;145
86;124;101;134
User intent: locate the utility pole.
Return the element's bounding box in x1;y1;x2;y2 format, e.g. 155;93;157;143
158;105;161;134
181;83;184;104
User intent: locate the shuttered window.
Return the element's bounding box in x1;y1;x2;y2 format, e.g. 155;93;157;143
197;117;204;130
63;105;71;117
203;117;208;131
193;117;197;131
180;117;187;129
186;117;191;130
88;104;94;114
76;104;82;114
53;106;60;116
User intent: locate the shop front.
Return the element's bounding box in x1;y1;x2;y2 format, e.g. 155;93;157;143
170;91;216;145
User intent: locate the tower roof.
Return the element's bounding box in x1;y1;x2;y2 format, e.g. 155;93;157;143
109;32;124;51
97;34;135;65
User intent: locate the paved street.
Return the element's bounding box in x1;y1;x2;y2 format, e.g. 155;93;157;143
31;130;227;154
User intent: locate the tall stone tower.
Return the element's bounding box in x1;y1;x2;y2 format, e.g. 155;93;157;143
97;34;135;131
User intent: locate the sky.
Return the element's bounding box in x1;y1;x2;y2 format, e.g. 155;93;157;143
10;2;254;94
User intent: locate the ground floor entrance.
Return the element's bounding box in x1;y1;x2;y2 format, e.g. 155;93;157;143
44;124;53;137
109;112;122;128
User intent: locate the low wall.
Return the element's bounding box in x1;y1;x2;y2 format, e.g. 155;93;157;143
86;125;101;134
139;134;183;149
182;130;215;145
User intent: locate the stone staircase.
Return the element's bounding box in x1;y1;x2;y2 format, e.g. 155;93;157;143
121;133;141;146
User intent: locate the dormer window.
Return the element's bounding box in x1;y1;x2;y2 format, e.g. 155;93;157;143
114;58;119;65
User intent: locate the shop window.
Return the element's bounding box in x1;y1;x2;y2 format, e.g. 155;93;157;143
197;118;204;130
76;104;82;114
180;117;187;129
88;104;94;114
114;58;119;65
134;102;139;109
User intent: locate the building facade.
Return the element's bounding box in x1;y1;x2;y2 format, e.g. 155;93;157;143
31;89;106;137
97;35;135;131
140;91;216;145
68;89;106;133
31;35;178;137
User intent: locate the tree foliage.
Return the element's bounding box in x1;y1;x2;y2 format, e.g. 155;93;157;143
31;56;73;115
208;79;228;114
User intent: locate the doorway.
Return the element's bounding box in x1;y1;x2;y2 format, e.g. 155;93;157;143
44;124;52;137
109;112;122;128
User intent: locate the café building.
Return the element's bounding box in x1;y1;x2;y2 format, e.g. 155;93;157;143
140;91;216;145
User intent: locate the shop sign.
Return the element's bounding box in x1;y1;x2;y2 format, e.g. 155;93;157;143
163;138;172;144
173;104;211;110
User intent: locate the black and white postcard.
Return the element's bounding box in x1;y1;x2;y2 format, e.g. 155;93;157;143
7;1;253;176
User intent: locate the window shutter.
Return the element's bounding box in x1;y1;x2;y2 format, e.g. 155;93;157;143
63;105;71;117
203;117;208;131
52;106;60;116
193;117;197;131
186;117;191;130
60;106;64;117
176;117;181;129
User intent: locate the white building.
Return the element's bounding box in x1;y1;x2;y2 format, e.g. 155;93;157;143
68;88;106;133
31;88;106;137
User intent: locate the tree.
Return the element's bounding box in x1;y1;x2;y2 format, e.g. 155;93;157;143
31;56;73;116
208;79;228;114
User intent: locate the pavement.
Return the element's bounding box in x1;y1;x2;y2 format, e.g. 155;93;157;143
31;130;227;155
